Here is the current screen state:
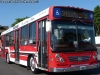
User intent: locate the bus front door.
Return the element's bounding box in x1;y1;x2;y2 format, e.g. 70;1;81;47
38;20;48;69
15;30;19;62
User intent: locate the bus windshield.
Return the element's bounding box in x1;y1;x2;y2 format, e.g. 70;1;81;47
50;20;97;52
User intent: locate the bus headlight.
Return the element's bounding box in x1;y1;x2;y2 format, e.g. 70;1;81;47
60;58;65;62
55;54;60;58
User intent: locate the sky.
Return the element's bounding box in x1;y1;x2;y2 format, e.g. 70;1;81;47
0;0;100;27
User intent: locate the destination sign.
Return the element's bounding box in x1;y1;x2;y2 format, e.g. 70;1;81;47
53;7;93;20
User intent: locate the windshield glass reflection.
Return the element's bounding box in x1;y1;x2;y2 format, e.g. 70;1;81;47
51;20;96;52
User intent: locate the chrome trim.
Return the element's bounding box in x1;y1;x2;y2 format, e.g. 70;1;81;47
50;63;99;72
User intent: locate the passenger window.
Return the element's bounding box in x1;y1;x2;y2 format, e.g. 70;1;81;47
21;25;28;45
29;22;36;44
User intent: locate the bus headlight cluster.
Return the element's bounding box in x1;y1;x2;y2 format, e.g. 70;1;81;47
60;58;65;62
55;54;65;62
55;54;60;58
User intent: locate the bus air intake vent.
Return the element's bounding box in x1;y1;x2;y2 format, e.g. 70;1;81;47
68;56;90;62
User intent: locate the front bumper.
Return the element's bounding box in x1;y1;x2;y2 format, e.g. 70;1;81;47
50;63;99;72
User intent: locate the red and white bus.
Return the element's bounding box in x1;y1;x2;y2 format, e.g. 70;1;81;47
0;6;99;73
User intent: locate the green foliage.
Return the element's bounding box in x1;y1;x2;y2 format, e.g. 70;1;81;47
94;5;100;36
11;16;29;27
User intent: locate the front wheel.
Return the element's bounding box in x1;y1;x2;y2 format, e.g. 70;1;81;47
30;56;40;74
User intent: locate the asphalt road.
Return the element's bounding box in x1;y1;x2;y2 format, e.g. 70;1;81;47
97;47;100;54
0;48;100;75
97;47;100;60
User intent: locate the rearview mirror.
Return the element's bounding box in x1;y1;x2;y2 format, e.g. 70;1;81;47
46;20;51;32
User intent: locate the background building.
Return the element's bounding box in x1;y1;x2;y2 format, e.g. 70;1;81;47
0;25;9;47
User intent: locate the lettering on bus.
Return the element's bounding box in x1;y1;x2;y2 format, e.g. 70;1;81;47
61;9;88;19
53;7;93;20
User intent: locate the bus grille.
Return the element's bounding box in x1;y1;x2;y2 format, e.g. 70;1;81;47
68;56;90;62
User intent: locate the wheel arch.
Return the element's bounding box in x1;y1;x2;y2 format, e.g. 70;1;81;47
27;54;35;70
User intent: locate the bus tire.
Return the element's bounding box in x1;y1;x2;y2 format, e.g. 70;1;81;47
30;56;39;74
6;53;11;64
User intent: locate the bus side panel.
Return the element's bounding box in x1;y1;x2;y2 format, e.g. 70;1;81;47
24;45;37;52
20;45;37;52
19;54;28;66
10;46;15;52
19;46;25;52
19;45;37;66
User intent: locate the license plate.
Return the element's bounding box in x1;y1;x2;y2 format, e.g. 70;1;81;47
80;66;86;70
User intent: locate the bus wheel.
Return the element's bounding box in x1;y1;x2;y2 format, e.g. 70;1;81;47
6;53;11;64
30;56;39;74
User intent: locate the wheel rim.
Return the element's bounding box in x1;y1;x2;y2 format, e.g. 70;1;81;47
30;57;35;71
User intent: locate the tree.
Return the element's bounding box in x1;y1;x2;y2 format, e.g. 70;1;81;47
11;16;29;27
94;5;100;36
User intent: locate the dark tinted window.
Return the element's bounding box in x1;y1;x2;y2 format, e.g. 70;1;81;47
6;33;10;46
29;22;36;44
10;31;14;46
21;25;28;45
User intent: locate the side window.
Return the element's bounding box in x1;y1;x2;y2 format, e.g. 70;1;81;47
10;31;14;46
21;25;28;45
6;33;10;46
29;22;36;44
1;35;5;48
